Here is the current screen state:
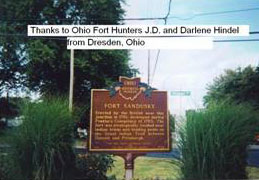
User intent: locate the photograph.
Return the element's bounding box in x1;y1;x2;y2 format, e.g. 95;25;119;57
0;0;259;179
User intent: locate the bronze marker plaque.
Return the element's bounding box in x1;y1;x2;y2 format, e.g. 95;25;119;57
89;77;170;152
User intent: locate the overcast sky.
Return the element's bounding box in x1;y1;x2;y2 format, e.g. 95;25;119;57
122;0;259;115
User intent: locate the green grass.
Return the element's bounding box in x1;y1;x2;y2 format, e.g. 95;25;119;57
179;102;259;179
12;98;75;180
107;156;180;180
247;167;259;179
74;139;87;147
107;156;259;180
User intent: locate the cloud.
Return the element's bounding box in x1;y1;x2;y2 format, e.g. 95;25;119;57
130;43;259;115
123;0;259;115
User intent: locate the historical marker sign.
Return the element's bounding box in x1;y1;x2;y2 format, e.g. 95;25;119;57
89;77;170;152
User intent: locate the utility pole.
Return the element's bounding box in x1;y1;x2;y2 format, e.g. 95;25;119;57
69;49;74;112
148;50;150;85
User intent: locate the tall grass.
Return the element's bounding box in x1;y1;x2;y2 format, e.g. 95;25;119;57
12;98;75;180
178;102;259;179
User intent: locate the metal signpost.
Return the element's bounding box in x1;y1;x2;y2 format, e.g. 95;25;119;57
170;90;191;114
89;77;171;180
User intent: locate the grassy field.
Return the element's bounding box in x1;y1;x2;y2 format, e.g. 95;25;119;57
107;156;259;180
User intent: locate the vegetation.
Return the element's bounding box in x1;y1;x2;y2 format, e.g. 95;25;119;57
205;65;259;140
204;66;259;108
107;156;259;179
0;1;137;178
247;167;259;179
0;0;137;103
75;154;114;180
0;153;23;180
11;98;75;180
0;0;137;133
1;1;258;180
107;156;180;180
0;97;28;120
178;102;259;180
0;128;13;144
169;113;176;133
0;37;26;97
0;99;115;180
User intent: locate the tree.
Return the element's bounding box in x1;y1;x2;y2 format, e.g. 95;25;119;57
0;0;137;178
204;66;259;108
0;0;137;105
0;36;26;119
204;65;259;136
0;38;26;98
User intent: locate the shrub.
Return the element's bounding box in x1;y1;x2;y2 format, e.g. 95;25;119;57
12;98;75;180
74;153;114;180
0;154;22;180
178;102;259;179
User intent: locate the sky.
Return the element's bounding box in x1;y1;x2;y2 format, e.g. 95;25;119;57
122;0;259;115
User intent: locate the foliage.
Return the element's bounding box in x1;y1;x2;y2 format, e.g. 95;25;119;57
204;65;259;134
0;38;26;97
12;98;75;180
169;113;175;133
0;154;22;180
0;128;13;144
204;66;259;108
178;102;259;180
0;1;137;179
107;156;180;180
0;97;24;130
0;0;137;104
74;154;114;180
0;96;28;119
0;0;27;96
